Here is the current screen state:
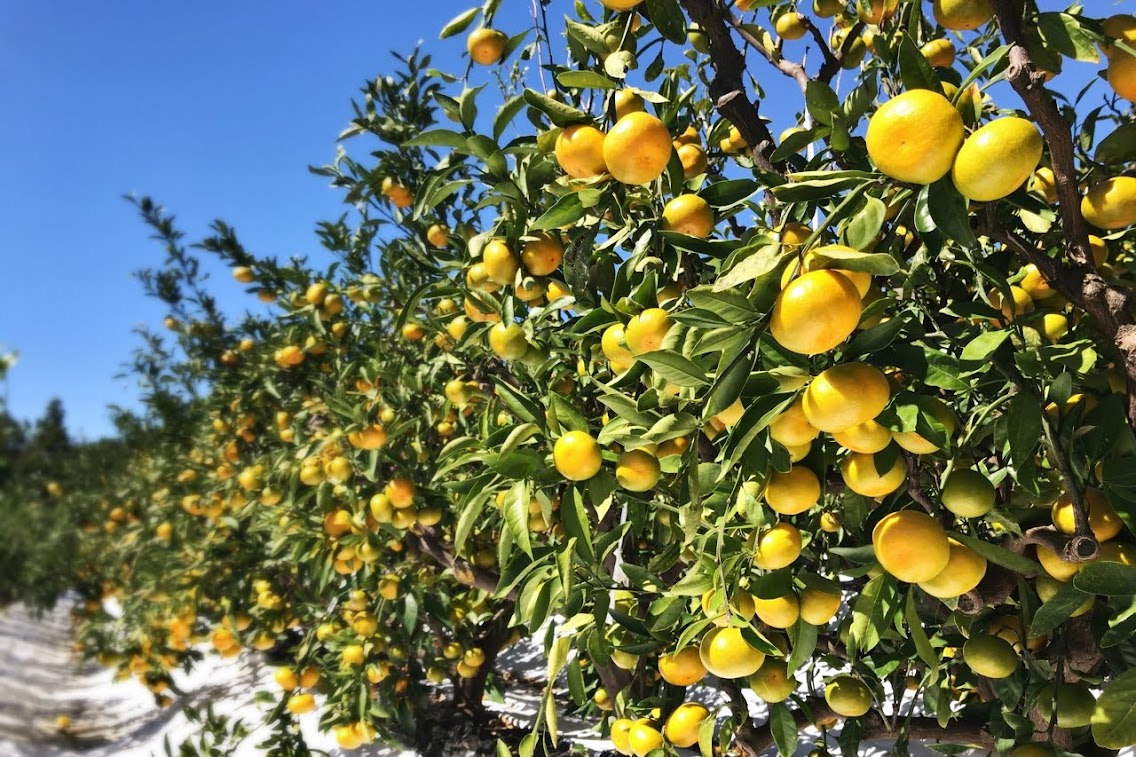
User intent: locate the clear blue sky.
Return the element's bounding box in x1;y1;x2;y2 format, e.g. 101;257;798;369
0;0;1111;440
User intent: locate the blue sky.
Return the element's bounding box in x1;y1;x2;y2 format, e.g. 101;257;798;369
0;1;1115;440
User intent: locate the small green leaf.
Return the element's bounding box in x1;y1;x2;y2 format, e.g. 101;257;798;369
699;179;761;208
1005;393;1042;469
556;70;616;90
1091;668;1136;749
504;480;533;558
1074;561;1136;596
805;80;841;125
811;247;902;276
635;350;709;387
645;0;686;43
531;193;586;230
523;88;592;127
849;573;899;658
403;129;469;149
440;7;480;38
714;244;786;291
960;330;1010;362
769;702;798;756
1030;580;1090;637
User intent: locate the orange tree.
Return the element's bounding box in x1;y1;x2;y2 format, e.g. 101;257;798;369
59;1;1136;755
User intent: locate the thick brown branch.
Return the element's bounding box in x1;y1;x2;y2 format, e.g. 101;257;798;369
678;0;782;173
1008;525;1098;564
818;21;866;83
406;526;511;597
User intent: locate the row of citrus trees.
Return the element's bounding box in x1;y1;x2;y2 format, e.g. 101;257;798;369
50;0;1136;754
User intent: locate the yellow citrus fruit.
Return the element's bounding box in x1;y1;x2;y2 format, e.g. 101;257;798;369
616;449;662;492
918;538;987;598
754;522;803;570
819;512;842;533
990;285;1034;322
775;12;807;40
1052;488;1122;542
1036;682;1095;729
892;397;956;455
521;232;563;276
752;593;800;629
778;222;811;249
601;0;643;9
677;143;708;178
611;719;635;755
1082;176;1136;229
614;89;645;120
866;90;964;184
555;124;607;179
833;419;892;454
1028;167;1057;204
659;646;707;686
749;659;796;703
274;666;299;690
765;465;821;515
426;224;450;247
1098;541;1136;566
1109;48;1136;101
714;399;745;429
769;398;820;447
872;511;951;583
802;363;891;433
625;308;673;355
661;195;714;238
825;675;873;717
701;588;755;626
781;245;871;297
799;585;842;625
770;270;862;355
951;117;1043;201
602;323;635;372
1036;544;1082;581
963;634;1019;678
921;38;956;68
553;430;603;481
467;28;508;65
401;322;425;342
699;627;766;679
482;240;519;284
941;469;996;517
286;693;316;714
488;323;528;360
628;720;663;757
663;702;711;748
932;0;993;30
858;0;898;24
603;112;672;185
1009;746;1056;757
1020;264;1054;300
841;451;906;497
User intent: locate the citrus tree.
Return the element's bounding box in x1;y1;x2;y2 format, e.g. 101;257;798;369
49;0;1136;755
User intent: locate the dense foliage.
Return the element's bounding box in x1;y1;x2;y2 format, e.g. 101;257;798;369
8;0;1136;755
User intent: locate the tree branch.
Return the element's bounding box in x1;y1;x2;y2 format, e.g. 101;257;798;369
406;526;511;597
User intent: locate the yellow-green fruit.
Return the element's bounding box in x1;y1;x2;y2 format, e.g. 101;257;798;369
753;523;803;570
753;593;800;629
555;124;607;179
963;634;1019;678
699;627;766;679
802;363;891;433
952;118;1043;201
658;646;707;687
1036;575;1094;617
1036;682;1095;729
833;419;892;454
872;511;951;583
918;539;987;598
825;675;873;717
467;28;508;65
1008;746;1056;757
610;719;635;756
1082;176;1136;230
769;398;820;447
616;449;662;492
799;586;842;625
770;270;863;355
941;469;996;518
749;659;796;703
553;431;603;481
624;308;673;355
841;452;906;498
933;0;993;30
1041;313;1069;344
627;720;664;757
661;195;715;239
488;323;528;360
765;465;821;515
663;703;711;749
866;90;964;184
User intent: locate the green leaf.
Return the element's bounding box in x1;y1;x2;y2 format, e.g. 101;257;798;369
1092;668;1136;749
1074;561;1136;596
635;350;709;387
920;178;977;247
1030;580;1090;637
960;330;1010;362
811;247;902;276
523;88;592;127
699;179;761;208
453;492;488;557
906;589;938;680
562;488;595;561
955;44;1011;96
1102;597;1136;648
493;94;526;140
556;70;616;90
531;193;586;230
686;287;758;324
1038;12;1099;64
440;7;480;38
714;244;786;292
769;702;798;756
403;129;469;149
1097;122;1136;165
494;380;544;426
846;317;904;359
805;80;841;126
949;532;1042;575
896;33;940;92
645;0;686;43
787;618;817;675
849;573;899;658
843;196;886;251
504;481;533;558
1005;393;1043;469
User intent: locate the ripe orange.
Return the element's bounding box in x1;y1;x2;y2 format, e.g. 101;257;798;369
663;703;710;748
775;13;806;40
601;323;635;372
1036;544;1082;581
921;38;956;68
1028;167;1057;204
770;270;862;355
603;112;672;185
555;124;607;179
769;398;820;447
841;451;906;497
749;659;796;703
601;0;643;9
780;245;871;297
699;627;766;679
553;430;603;481
1109;47;1136;101
677;143;708;178
752;593;800;628
933;0;993;30
610;719;635;755
872;511;951;583
917;538;987;598
286;693;316;714
482;240;519;285
701;588;755;626
802;363;891;433
799;585;842;625
753;522;802;570
765;465;821;515
613;89;645;120
467;28;508;66
627;720;663;757
832;419;891;454
624;308;673;355
1051;488;1122;542
521;232;563;276
401;322;425;342
616;449;661;492
426;224;450;247
661;195;714;238
658;646;707;686
866;90;964;184
952;117;1043;201
1082;176;1136;229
